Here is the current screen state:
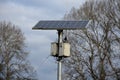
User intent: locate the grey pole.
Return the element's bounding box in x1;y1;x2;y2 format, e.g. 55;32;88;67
57;30;63;80
58;60;62;80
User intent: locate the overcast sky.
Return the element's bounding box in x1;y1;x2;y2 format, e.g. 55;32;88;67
0;0;86;80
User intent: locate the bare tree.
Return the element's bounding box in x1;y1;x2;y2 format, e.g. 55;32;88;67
63;0;120;80
0;21;37;80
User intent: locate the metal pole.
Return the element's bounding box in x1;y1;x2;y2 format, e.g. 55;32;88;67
58;59;62;80
57;30;63;80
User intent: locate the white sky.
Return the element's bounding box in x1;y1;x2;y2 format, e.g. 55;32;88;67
0;0;86;80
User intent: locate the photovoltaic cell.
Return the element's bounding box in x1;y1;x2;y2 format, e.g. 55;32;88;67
32;20;89;30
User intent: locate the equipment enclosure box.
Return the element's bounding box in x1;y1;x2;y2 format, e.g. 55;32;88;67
51;42;70;57
51;42;58;56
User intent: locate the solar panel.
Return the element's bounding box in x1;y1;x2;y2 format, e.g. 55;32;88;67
32;20;89;30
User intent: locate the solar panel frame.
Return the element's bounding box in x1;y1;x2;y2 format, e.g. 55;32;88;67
32;20;89;30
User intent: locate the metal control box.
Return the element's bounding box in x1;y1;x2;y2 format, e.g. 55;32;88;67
51;42;58;56
61;43;70;57
51;42;70;57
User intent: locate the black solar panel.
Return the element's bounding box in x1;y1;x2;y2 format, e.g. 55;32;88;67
32;20;89;30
